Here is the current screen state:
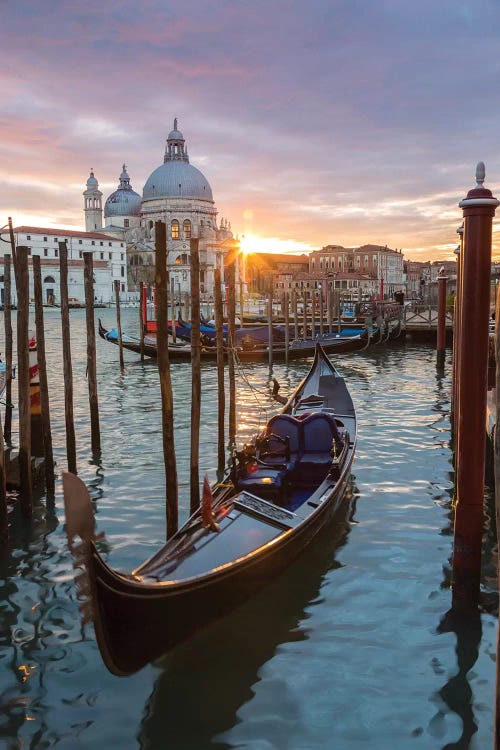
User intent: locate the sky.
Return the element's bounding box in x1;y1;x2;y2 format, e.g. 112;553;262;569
2;0;500;261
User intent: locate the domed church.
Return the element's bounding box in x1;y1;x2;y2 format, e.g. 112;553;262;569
84;119;233;296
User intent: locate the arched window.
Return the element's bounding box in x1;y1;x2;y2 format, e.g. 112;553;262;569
171;220;180;239
130;255;141;266
183;220;191;239
43;275;56;284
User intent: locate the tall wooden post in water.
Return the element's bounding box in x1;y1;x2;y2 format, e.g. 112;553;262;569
139;282;145;361
227;245;237;444
16;247;32;515
155;221;178;538
114;280;124;370
190;238;201;514
268;288;274;370
59;242;77;473
84;253;101;454
453;163;499;608
0;424;6;548
214;268;225;477
436;272;447;367
452;227;464;436
3;255;14;443
284;291;289;366
292;289;299;340
33;257;55;495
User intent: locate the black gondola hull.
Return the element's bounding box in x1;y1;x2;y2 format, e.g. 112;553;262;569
66;343;357;676
88;464;353;676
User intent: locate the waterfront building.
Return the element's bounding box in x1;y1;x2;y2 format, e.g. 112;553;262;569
309;244;405;299
0;226;125;304
0;254;110;307
245;253;309;293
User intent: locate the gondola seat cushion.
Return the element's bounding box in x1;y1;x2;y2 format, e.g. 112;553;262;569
260;414;303;468
295;413;343;481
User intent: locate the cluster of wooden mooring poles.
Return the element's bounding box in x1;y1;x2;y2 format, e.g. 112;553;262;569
0;222;240;545
0;223;105;543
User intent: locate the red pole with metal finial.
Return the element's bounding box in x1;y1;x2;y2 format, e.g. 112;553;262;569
452;163;499;608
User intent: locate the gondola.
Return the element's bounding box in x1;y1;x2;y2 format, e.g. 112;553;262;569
173;314;287;345
63;343;357;676
98;320;371;362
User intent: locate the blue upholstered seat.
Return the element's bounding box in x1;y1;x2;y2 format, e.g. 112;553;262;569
294;413;342;481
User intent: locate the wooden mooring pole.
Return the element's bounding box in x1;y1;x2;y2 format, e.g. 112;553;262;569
0;422;7;549
284;291;289;366
140;283;146;361
114;279;124;371
16;247;32;515
170;276;177;344
190;238;201;514
59;242;77;474
3;254;14;443
84;253;101;454
268;288;274;370
453;163;499;608
436;272;447;368
292;289;299;340
214;268;225;477
319;287;324;336
228;248;237;444
452;227;464;437
33;257;55;495
155;221;178;538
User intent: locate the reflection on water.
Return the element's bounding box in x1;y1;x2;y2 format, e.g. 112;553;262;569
140;491;357;750
0;309;496;749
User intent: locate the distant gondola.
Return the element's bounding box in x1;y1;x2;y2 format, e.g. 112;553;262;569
98;320;371;362
63;343;357;676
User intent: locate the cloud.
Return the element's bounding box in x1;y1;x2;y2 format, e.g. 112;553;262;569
1;0;500;260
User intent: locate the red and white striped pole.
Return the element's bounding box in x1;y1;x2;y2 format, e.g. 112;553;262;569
28;333;44;457
452;163;499;608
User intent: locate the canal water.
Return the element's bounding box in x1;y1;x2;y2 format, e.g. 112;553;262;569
0;308;497;749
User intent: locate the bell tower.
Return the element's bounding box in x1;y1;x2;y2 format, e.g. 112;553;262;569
83;169;103;231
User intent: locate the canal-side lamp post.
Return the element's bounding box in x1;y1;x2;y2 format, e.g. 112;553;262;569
453;162;499;609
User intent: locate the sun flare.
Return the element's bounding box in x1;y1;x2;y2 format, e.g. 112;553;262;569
239;233;316;256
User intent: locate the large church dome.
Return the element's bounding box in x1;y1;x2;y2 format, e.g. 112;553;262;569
105;165;141;217
142;119;213;203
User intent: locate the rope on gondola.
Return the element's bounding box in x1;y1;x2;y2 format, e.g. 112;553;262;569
225;340;283;428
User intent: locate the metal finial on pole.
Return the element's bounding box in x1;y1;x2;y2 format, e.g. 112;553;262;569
475;161;486;188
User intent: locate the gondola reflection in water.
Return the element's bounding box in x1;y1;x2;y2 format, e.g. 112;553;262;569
63;343;357;676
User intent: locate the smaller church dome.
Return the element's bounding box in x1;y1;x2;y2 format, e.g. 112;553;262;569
86;170;98;188
105;164;142;218
168;127;184;140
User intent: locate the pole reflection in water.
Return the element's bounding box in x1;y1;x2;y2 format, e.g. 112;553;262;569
433;608;482;749
139;489;357;750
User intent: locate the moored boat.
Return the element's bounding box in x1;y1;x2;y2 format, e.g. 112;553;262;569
63;343;357;675
98;320;370;362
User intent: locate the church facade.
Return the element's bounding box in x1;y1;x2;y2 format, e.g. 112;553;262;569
86;120;234;298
